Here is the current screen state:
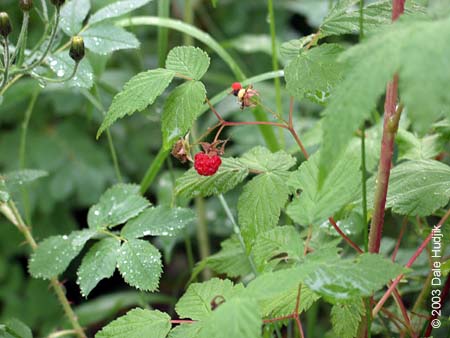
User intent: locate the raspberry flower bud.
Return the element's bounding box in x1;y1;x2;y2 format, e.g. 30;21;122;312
19;0;33;12
194;152;222;176
0;12;12;38
69;36;85;63
50;0;65;8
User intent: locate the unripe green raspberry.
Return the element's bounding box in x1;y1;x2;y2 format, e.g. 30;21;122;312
50;0;65;8
69;36;85;62
0;12;12;38
19;0;34;11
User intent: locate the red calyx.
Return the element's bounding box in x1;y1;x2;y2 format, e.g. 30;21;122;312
194;152;222;176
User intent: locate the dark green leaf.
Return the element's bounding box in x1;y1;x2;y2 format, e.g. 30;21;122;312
166;46;210;80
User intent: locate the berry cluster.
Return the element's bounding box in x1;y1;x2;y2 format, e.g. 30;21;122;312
194;152;222;176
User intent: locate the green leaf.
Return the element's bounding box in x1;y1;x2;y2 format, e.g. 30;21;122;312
162;81;207;149
303;253;405;301
87;184;150;229
95;308;171;338
166;46;210;80
121;206;196;239
396;128;444;161
320;15;450;182
81;24;140;55
3;318;32;338
202;237;252;278
287;148;361;225
240;146;296;172
97;68;175;137
90;0;153;25
238;172;291;246
331;299;365;338
47;52;94;88
175;278;243;320
2;169;48;197
60;0;91;35
199;298;261;338
285;44;345;103
384;160;450;216
252;226;303;272
168;323;202;338
175;157;249;199
117;239;162;291
77;238;120;297
29;229;96;279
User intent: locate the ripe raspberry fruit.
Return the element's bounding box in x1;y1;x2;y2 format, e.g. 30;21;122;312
194;152;222;176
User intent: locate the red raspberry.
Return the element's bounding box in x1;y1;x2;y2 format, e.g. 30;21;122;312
194;152;222;176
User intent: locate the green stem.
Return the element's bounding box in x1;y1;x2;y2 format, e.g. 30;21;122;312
195;196;211;280
40;0;49;22
218;194;258;275
12;12;30;66
19;89;39;225
31;61;80;83
139;148;169;194
267;0;285;148
1;37;10;90
183;0;194;46
2;201;86;338
157;0;170;68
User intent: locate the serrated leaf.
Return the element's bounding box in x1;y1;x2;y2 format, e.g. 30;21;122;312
175;157;249;198
240;146;296;172
166;46;210;80
121;206;196;239
203;236;252;278
60;0;91;35
175;278;243;320
383;160;450;216
87;184;149;229
47;52;94;88
320;15;450;182
285;44;345;102
287;148;361;225
252;226;303;272
238;172;291;247
117;239;162;291
303;253;405;301
199;298;261;338
396;128;443;161
81;24;140;55
331;299;365;338
95;308;170;338
98;68;174;137
90;0;153;25
77;238;120;297
162;81;207;149
280;35;315;62
29;229;96;279
168;323;202;338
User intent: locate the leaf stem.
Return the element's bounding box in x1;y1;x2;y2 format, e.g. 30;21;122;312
139;148;170;194
1;37;10;90
11;12;30;66
157;0;170;68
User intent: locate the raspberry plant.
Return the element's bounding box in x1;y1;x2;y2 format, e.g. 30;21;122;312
0;0;450;338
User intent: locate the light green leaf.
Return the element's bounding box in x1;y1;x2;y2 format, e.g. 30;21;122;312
95;308;170;338
166;46;210;80
87;184;150;229
396;129;443;161
252;226;303;272
121;206;196;239
240;146;296;172
238;172;291;246
90;0;153;25
162;81;206;149
47;52;94;88
175;278;243;320
29;229;96;279
287;149;360;225
320;15;450;182
77;238;121;297
303;253;405;301
331;299;365;338
117;239;162;291
199;298;261;338
285;44;345;103
384;160;450;216
280;34;315;62
60;0;91;35
168;323;202;338
97;68;174;137
175;157;249;199
81;24;140;54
